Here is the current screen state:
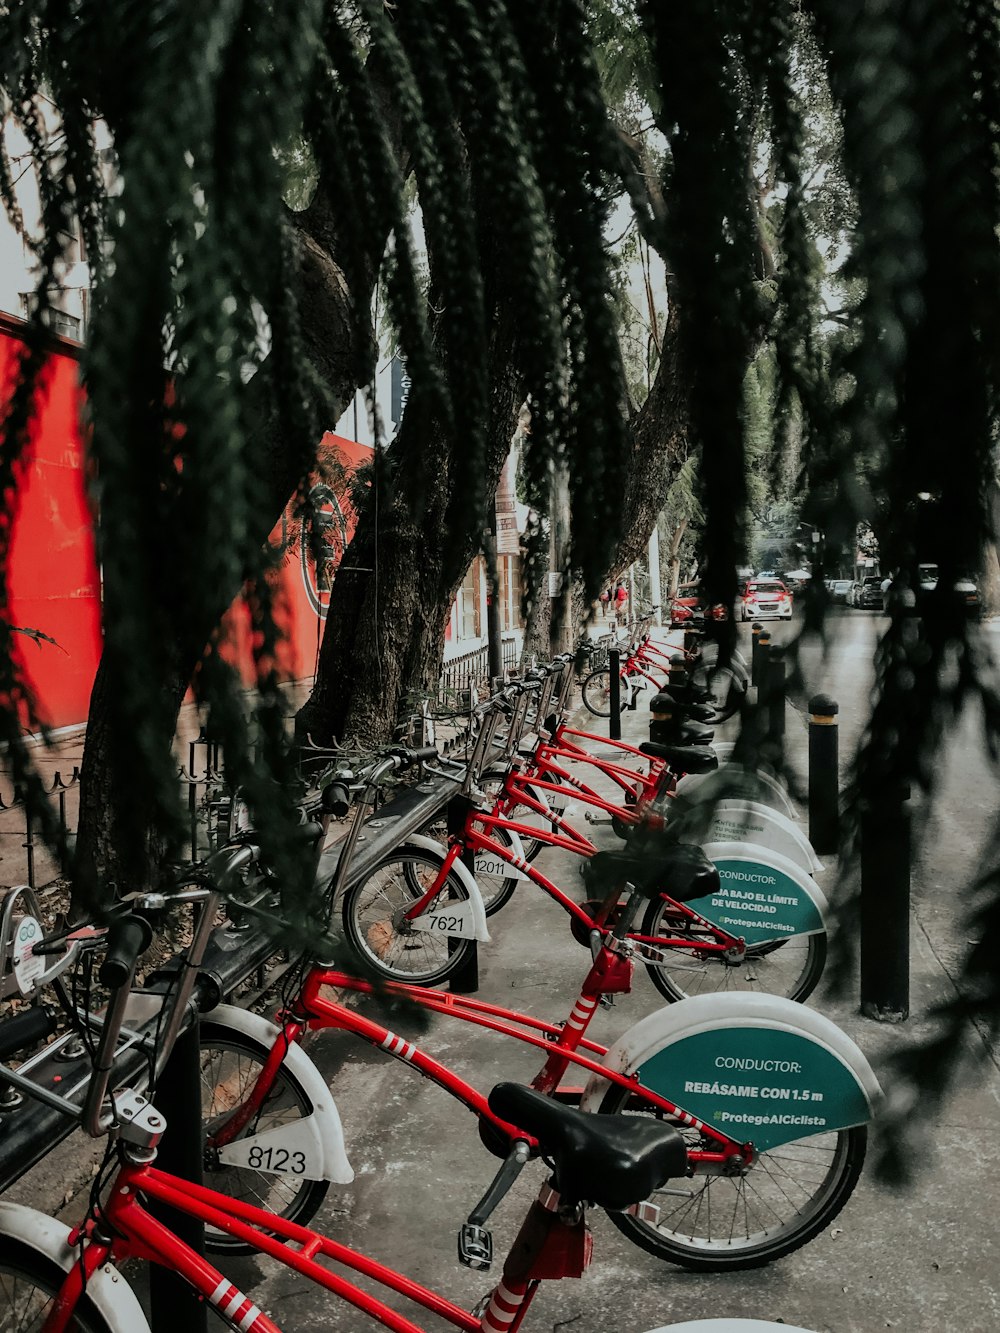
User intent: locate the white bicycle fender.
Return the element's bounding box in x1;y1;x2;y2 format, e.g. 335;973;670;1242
401;833;491;942
647;1322;815;1332
698;841;829;939
674;802;822;875
578;991;881;1125
204;1004;354;1184
676;762;798;821
0;1201;151;1333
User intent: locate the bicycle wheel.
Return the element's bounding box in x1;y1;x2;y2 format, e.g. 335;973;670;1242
639;895;826;1003
199;1023;329;1255
481;767;564;863
342;845;475;984
582;668;625;717
598;1083;867;1271
0;1237;114;1332
690;662;746;722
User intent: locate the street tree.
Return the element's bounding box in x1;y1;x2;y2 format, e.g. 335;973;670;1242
1;1;1000;1139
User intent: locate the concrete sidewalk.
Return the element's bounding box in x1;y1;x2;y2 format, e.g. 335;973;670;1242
4;645;1000;1330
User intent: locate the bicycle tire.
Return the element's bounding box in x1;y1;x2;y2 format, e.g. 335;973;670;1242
597;1082;867;1271
581;668;626;717
199;1023;330;1254
0;1236;115;1332
639;894;827;1003
690;662;746;722
342;845;475;985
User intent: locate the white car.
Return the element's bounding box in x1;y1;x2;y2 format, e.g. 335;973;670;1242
739;579;793;621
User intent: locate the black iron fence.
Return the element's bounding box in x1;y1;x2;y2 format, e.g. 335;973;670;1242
0;732;227;891
438;637;520;705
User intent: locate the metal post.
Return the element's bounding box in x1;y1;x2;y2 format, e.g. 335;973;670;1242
750;622;764;686
648;692;676;747
755;630;771;696
609;649;621;741
484;518;503;682
808;694;839;855
860;785;911;1021
767;645;786;741
149;1022;208;1333
668;654;688;690
446;795;479;994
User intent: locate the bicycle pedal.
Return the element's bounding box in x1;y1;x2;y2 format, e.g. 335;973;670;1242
458;1223;493;1270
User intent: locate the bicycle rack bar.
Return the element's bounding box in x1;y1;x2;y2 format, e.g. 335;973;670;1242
149;1021;207;1333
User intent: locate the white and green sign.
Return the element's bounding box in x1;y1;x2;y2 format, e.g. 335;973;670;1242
639;1024;871;1150
666;800;822;875
687;843;827;945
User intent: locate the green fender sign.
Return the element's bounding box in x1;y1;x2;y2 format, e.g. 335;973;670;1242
639;1025;872;1150
686;855;824;944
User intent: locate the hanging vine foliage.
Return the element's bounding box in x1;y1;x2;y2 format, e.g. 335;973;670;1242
1;1;1000;1117
0;0;629;925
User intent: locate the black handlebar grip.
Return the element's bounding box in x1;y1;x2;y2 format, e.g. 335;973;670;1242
410;745;439;763
322;782;351;818
0;1006;56;1062
99;915;153;990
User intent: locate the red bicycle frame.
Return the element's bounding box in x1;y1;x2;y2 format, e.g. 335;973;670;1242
49;1153;598;1333
206;950;743;1175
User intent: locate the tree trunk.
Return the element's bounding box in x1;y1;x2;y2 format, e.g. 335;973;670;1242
668;515;688;597
295;336;522;746
73;78;402;901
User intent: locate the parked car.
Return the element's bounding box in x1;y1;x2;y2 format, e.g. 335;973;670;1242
830;579;852;603
852;576;884;610
739;578;792;621
917;564;981;617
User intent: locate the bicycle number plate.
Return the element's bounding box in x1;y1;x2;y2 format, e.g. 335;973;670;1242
475;854;528;881
410;901;481;938
11;915;45;995
218;1118;325;1179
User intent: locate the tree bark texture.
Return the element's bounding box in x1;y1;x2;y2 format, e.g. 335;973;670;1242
74;72;403;899
611;300;691;577
295;314;522;746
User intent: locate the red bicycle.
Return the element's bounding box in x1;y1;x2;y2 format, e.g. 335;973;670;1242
580;630;748;721
0;858;848;1331
350;716;826;1004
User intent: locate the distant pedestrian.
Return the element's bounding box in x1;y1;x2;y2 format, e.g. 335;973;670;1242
600;586;611;618
615;582;628;626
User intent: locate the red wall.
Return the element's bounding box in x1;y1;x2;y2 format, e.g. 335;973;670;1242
2;322;102;732
0;320;371;731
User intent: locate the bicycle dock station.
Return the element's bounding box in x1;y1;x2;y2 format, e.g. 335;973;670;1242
0;623;996;1333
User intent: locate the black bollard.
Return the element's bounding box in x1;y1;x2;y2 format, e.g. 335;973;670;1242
648;691;677;748
446;794;479;994
149;1023;208;1333
860;785;911;1021
767;645;786;741
756;630;771;696
608;649;622;740
808;694;840;855
668;654;688;692
750;622;764;686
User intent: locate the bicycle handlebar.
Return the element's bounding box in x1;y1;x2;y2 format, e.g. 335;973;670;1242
98;916;153;990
